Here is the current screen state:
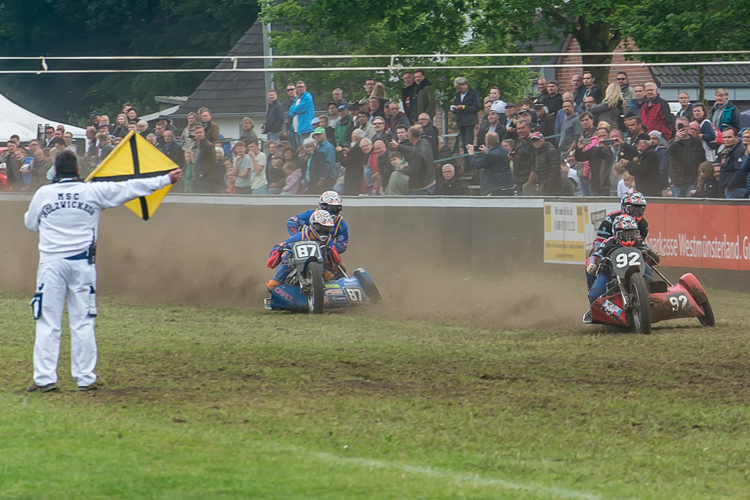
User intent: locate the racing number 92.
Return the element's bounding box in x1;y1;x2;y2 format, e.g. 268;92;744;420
669;294;688;312
294;244;319;260
615;251;641;268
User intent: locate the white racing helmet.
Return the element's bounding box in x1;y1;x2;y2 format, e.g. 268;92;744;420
319;191;342;215
308;209;335;241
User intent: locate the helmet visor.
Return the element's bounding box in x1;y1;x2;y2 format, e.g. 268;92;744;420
323;204;342;215
618;229;639;243
313;224;332;236
625;205;645;218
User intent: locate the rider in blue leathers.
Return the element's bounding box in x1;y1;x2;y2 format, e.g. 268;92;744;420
266;210;340;291
287;191;348;256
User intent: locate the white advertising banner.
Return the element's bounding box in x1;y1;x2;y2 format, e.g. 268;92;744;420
544;201;619;264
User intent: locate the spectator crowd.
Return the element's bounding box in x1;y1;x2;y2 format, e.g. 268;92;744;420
2;70;749;199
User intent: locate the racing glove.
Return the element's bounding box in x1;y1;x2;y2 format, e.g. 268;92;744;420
266;246;282;268
645;248;662;265
331;246;342;264
585;255;600;275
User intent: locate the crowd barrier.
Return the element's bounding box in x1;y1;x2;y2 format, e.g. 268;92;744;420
1;194;748;301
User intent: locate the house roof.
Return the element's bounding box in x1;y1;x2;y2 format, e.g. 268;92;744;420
651;65;750;87
174;21;267;117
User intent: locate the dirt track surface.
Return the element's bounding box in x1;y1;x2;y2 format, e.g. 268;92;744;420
1;199;586;329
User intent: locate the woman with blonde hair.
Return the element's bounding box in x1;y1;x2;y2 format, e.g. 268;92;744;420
113;113;129;138
592;82;623;129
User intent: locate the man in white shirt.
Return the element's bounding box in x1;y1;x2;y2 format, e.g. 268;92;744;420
24;151;181;393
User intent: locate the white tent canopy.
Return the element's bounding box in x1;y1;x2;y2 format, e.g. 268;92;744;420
0;93;87;141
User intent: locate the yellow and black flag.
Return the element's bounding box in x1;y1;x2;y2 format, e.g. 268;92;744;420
85;130;178;221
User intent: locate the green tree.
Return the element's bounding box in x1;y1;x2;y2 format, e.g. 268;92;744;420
260;0;531;112
615;0;750;101
475;0;631;89
0;0;260;125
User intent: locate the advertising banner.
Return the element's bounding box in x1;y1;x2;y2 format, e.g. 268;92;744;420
543;201;618;264
545;201;750;270
647;204;750;271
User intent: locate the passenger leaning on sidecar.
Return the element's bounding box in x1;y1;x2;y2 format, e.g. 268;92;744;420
287;191;349;256
266;209;340;291
594;191;649;249
586;191;650;291
586;215;661;304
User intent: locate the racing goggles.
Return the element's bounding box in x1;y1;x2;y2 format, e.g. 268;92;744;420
617;230;639;245
625;205;645;218
322;204;342;215
313;224;333;236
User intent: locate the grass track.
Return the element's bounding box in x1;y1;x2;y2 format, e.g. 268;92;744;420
1;289;749;499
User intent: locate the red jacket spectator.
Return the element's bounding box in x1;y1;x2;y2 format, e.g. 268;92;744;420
641;92;674;141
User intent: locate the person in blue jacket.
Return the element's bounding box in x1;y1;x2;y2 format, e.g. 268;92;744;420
287;191;348;256
266;210;338;291
288;80;315;149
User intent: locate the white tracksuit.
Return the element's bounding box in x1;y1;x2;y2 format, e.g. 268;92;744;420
24;175;171;387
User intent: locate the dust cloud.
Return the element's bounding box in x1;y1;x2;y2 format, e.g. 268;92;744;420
1;199;588;331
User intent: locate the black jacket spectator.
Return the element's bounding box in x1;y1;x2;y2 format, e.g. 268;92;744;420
534;142;563;195
477;121;507;148
675;105;693;122
437;177;465;195
667;136;705;186
193;138;217;192
373;131;393;146
399;138;435;191
693;176;721;198
421;121;440;157
159;141;186;169
719;142;747;190
512;138;535;188
538;93;563;116
535;114;556;142
324;126;336;145
402;83;418;123
112;125;129;138
387;112;410;133
266;161;285;189
265;99;284;134
584;85;603;104
627;145;662;197
339;144;366;196
465;145;514;195
453;87;481;128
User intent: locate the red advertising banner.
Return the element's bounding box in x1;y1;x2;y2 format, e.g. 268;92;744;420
646;203;750;270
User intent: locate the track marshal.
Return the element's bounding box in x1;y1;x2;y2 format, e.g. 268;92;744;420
23;150;181;392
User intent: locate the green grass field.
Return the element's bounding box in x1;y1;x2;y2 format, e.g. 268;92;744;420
1;288;749;500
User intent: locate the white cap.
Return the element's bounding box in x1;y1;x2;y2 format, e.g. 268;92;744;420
491;99;507;114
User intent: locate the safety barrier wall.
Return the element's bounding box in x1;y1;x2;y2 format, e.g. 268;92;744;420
1;195;748;302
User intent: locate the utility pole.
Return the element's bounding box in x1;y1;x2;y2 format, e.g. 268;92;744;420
262;21;273;94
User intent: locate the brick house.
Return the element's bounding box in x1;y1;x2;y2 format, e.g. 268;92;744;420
532;35;750;111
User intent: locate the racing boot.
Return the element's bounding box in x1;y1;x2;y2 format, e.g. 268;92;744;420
266;279;282;292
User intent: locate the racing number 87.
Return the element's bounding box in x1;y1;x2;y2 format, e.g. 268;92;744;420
294;244;319;259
